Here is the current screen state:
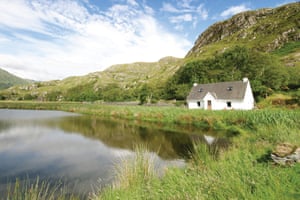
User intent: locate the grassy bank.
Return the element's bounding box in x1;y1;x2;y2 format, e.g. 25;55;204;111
0;101;299;131
94;107;300;199
1;101;300;199
96;145;300;200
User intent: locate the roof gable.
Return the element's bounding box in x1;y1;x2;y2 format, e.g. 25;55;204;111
187;80;248;100
203;92;217;100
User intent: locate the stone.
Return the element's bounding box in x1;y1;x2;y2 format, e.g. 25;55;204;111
272;142;296;157
288;148;300;163
271;143;300;166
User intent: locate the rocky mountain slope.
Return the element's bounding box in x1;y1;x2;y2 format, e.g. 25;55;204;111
186;2;300;61
0;68;31;90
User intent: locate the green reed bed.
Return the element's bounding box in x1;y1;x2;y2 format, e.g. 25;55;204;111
94;107;300;199
97;143;300;200
1;101;299;129
97;123;300;200
93;146;158;200
1;101;299;144
4;178;80;200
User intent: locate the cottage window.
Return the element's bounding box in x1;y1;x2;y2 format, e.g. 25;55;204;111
227;101;232;108
197;101;201;107
227;86;233;91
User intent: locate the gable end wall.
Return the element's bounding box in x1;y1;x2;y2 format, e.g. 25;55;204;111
187;81;255;110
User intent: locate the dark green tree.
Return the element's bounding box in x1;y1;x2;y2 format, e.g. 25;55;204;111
164;46;290;100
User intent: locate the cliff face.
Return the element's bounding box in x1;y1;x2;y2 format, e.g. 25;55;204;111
186;2;300;57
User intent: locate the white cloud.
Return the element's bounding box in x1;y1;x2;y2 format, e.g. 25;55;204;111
170;14;193;24
127;0;138;7
161;2;180;13
0;0;44;33
0;0;191;80
161;1;208;32
276;0;297;7
220;4;251;18
197;4;208;20
177;0;193;9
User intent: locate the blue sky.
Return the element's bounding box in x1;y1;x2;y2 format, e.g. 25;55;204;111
0;0;296;80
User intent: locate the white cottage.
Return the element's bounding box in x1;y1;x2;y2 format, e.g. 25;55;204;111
187;78;254;110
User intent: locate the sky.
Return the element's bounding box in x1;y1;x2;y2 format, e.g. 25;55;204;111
0;0;296;81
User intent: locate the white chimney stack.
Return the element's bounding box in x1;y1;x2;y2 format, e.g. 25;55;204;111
243;77;248;83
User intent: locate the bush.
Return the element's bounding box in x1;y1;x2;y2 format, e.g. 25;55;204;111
165;46;289;100
0;94;6;100
23;94;37;100
292;89;300;105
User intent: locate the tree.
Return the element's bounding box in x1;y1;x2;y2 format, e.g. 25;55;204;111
164;46;290;100
292;89;300;105
139;84;151;105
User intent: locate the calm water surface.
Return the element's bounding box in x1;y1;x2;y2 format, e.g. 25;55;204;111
0;109;228;198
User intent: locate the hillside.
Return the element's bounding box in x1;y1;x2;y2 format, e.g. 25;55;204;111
0;68;31;90
0;57;182;101
0;2;299;102
186;2;300;61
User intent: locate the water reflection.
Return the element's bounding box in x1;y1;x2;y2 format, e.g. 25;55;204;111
0;109;229;198
0;110;188;197
57;116;194;159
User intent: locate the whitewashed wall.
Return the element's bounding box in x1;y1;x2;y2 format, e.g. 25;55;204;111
187;100;204;109
187;82;255;110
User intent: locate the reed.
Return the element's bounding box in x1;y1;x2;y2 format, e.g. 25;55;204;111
93;145;159;200
4;178;80;200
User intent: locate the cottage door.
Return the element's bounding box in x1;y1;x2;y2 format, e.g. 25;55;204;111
207;100;212;110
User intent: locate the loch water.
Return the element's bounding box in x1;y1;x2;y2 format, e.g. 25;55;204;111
0;109;228;198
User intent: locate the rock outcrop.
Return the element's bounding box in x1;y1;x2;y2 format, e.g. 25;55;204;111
186;2;300;57
271;143;300;166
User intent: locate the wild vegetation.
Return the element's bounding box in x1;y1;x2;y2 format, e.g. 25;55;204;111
0;56;182;103
0;101;299;199
186;2;300;58
165;46;291;101
0;68;31;90
3;178;80;200
94;105;300;200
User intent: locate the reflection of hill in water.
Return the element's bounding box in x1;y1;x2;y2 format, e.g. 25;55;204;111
57;116;193;160
57;116;230;160
0;121;11;132
0;112;230;160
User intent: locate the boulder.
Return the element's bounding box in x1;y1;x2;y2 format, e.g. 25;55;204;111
271;143;300;165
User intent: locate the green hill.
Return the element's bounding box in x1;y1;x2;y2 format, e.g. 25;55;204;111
0;57;182;101
0;68;31;90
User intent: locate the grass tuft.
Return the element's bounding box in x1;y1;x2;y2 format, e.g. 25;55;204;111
4;178;80;200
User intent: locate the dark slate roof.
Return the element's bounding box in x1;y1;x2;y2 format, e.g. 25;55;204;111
187;80;248;100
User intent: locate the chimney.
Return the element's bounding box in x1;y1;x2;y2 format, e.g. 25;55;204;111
242;77;248;83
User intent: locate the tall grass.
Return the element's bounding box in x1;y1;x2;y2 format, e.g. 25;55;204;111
272;41;300;56
4;178;80;200
96;108;300;200
113;146;157;189
93;146;159;200
1;101;299;128
98;142;300;200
